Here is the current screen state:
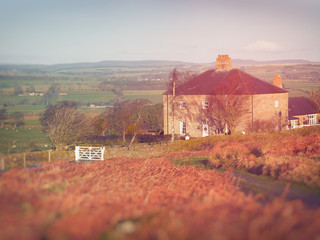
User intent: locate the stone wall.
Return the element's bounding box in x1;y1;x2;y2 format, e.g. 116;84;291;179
163;94;208;137
0;143;172;171
251;92;288;130
105;143;170;159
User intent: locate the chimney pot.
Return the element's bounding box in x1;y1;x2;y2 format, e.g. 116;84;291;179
216;54;231;71
273;74;283;88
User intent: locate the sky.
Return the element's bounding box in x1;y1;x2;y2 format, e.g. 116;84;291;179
0;0;319;64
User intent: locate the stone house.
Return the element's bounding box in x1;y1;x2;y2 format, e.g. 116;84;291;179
289;97;319;129
163;55;288;137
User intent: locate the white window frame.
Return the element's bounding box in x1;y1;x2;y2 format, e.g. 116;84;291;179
308;114;317;125
179;101;186;109
290;120;296;129
275;100;279;108
202;101;209;109
180;121;186;134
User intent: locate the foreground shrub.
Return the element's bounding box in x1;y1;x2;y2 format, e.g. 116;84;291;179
246;119;276;133
276;157;320;186
208;133;320;187
0;158;320;240
209;141;252;168
268;132;320;157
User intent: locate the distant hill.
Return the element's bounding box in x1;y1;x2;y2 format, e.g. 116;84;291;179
52;60;196;69
52;59;314;68
0;59;316;71
231;59;312;66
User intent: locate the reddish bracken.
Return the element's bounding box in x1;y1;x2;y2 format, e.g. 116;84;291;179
268;132;320;157
0;157;320;240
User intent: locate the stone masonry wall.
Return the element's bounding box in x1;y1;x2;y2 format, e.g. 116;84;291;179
251;92;288;130
105;143;170;159
164;92;288;137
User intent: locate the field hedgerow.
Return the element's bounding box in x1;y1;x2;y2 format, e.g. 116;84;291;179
0;158;320;240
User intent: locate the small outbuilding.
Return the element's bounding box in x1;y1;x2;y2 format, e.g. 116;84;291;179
289;97;319;129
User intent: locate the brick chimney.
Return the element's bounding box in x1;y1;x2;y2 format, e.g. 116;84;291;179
273;74;283;88
216;55;231;71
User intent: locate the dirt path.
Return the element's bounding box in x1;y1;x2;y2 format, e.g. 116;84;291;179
232;170;320;207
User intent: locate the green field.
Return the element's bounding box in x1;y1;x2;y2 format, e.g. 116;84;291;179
123;90;164;102
0;90;164;115
244;64;320;97
0;127;51;153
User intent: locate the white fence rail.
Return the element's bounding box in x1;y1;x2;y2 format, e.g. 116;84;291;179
75;146;105;161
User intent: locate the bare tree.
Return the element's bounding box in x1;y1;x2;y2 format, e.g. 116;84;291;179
92;116;111;136
127;123;142;148
41;84;60;105
139;103;163;133
202;78;250;135
40;101;89;151
109;99;149;146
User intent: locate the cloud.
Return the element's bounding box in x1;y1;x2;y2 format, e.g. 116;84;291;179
243;40;283;52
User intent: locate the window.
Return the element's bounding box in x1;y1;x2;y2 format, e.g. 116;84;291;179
308;114;317;125
180;101;186;109
202;101;209;109
275;100;279;108
180;121;186;134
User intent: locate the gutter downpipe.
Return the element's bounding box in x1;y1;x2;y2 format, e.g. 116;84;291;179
251;94;254;128
167;95;169;134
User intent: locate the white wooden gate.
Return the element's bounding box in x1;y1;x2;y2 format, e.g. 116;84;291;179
75;146;105;161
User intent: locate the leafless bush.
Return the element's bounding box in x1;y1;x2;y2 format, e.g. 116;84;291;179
246;119;276;133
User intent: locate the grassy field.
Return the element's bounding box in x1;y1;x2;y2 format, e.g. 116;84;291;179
244;64;320;97
0;127;50;153
123;90;164;102
3;105;46;115
0;115;51;154
0;90;164;116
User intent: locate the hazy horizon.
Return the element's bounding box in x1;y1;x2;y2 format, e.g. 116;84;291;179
0;58;316;67
1;0;319;65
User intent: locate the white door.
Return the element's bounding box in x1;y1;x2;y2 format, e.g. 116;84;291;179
203;124;209;137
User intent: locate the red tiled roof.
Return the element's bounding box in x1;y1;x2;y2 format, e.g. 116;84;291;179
289;97;318;116
164;69;287;95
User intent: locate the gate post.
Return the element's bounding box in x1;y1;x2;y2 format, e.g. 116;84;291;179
75;146;80;161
